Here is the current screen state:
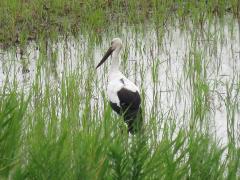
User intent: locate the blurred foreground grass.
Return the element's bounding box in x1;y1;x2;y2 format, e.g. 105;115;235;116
0;68;239;179
0;0;240;179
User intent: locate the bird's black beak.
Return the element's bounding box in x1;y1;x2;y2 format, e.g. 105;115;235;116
96;47;114;69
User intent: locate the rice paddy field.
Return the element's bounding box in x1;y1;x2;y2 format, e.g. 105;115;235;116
0;0;240;179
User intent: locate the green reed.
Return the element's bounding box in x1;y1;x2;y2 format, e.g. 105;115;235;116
1;0;239;47
0;0;240;179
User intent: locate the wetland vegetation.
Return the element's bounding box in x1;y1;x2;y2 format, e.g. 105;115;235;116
0;0;240;179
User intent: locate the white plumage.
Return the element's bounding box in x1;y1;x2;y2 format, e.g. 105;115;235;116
96;38;142;134
107;71;139;106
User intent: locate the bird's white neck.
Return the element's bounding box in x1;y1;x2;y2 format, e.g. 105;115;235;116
110;48;121;73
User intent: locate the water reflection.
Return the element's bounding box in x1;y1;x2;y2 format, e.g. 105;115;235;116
0;19;239;144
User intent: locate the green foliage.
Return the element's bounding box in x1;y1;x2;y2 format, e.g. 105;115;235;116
0;0;239;47
0;71;238;178
0;0;239;179
0;90;29;178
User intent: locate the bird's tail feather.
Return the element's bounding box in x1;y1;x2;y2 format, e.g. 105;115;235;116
124;107;143;134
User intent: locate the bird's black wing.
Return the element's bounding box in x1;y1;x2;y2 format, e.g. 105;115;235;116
117;88;141;112
117;88;142;134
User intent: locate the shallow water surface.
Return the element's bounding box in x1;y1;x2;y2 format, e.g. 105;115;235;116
0;19;239;145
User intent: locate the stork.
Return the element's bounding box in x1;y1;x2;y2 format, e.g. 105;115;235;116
96;38;143;134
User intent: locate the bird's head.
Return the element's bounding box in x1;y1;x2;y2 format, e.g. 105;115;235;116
111;38;123;50
96;38;122;69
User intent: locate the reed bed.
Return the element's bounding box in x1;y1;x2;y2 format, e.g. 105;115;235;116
0;0;240;179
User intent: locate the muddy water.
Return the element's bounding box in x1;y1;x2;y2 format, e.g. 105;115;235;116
0;19;239;144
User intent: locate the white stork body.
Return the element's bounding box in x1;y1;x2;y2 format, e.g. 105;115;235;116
96;38;142;134
107;71;139;107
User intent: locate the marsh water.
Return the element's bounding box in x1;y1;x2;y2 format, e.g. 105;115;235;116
0;18;240;145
